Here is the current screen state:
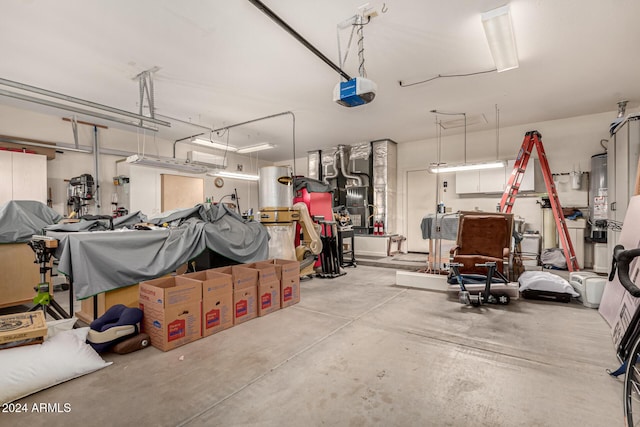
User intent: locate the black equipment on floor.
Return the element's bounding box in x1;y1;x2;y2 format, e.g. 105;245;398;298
449;261;510;307
317;220;346;278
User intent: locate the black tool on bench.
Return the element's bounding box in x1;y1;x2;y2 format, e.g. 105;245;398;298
449;261;510;307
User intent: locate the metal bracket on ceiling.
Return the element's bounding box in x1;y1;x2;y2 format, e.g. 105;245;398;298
133;67;160;126
0;77;170;131
71;115;79;148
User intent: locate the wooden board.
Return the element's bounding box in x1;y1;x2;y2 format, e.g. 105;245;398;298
0;134;56;159
0;244;41;308
76;284;140;324
161;174;204;212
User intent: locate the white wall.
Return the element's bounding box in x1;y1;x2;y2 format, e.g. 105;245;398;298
274;156;308;177
0;104;270;217
397;111;615;243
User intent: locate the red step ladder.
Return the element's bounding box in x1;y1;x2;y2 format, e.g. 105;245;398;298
499;131;580;272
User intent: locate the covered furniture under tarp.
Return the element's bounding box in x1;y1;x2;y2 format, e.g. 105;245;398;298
449;211;514;277
0;201;62;308
0;200;62;243
47;203;269;299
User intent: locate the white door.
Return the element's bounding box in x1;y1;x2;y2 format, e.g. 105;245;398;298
407;169;436;252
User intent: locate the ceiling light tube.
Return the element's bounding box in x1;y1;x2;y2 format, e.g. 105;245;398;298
428;160;506;174
191;137;238;152
481;5;519;72
236;143;275;154
212;170;260;181
126;154;209;174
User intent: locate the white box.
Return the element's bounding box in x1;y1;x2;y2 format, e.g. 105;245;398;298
570;271;606;308
520;234;541;267
593;243;609;273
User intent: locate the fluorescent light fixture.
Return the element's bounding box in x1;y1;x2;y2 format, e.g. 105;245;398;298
126;154;209;174
191;137;238;152
187;151;227;168
210;170;260;181
428;160;506;173
481;5;519;72
236;143;276;154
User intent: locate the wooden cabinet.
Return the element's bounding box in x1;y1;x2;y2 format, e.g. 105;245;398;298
0;244;41;308
0;150;47;205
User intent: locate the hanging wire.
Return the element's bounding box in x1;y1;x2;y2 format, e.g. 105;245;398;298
431;110;466;164
399;68;497;88
337;21;357;71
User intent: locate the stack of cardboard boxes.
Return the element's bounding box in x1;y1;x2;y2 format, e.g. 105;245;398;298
139;258;300;351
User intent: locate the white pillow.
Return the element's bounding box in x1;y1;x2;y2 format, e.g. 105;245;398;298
518;271;580;297
0;327;112;404
47;317;78;338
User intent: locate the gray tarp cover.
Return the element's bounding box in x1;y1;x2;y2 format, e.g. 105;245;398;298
293;177;333;193
0;200;62;243
46;203;268;299
420;213;459;240
44;211;147;232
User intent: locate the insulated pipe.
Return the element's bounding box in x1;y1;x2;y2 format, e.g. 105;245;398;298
322;151;340;184
337;145;363;186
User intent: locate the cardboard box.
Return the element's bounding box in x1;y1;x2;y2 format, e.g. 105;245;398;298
0;311;47;345
281;275;301;308
257;259;300;280
241;263;281;316
258;280;281;316
212;266;258;325
183;270;234;336
243;262;278;284
139;276;202;351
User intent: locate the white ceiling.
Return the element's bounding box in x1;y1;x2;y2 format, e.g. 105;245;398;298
1;0;639;162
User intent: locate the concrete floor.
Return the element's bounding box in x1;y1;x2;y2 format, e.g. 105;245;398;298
4;265;623;427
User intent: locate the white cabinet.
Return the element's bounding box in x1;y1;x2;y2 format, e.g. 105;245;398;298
455;165;507;194
506;158;536;192
455;170;482;193
0;150;47;205
479;167;507;193
455;159;537;194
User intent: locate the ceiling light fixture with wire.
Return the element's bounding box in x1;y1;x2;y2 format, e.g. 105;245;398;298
209;170;260;181
428;109;506;173
399;4;518;88
236;143;275;154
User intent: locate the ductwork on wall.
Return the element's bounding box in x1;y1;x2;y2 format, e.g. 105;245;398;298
309;140;397;235
307;150;321;180
372;139;397;235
